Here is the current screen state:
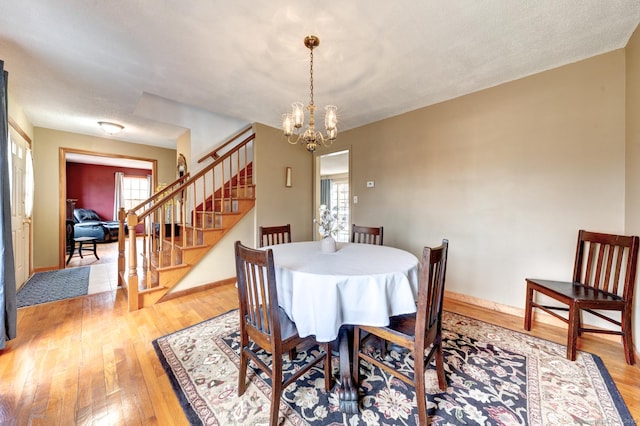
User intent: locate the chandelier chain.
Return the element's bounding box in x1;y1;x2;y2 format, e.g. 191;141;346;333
309;48;314;106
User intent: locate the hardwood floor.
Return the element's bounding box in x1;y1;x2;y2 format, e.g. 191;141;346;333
1;286;638;425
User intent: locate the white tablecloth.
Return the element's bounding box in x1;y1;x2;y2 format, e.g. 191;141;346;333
267;241;420;342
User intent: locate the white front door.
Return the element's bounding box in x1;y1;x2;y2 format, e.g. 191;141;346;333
9;129;32;289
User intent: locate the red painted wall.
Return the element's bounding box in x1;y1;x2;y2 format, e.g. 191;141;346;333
66;163;152;221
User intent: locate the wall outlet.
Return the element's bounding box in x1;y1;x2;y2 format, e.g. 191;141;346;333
366;181;375;188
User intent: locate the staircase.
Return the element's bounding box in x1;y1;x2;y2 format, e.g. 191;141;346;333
117;125;255;311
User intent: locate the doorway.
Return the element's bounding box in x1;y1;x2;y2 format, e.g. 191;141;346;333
317;149;350;242
60;149;156;269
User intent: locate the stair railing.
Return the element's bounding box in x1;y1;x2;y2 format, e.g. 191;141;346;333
118;128;255;311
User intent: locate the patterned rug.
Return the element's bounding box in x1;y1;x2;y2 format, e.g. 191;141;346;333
16;267;90;308
153;310;632;425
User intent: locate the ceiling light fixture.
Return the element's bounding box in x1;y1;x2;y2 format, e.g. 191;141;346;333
282;35;337;153
98;121;124;135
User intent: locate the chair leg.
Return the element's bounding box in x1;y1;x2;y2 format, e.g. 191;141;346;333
238;348;248;395
567;305;579;361
270;361;283;426
435;341;446;391
352;327;361;386
413;348;427;426
524;283;534;331
323;343;333;391
622;307;636;365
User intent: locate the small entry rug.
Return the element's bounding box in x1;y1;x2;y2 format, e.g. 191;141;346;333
153;310;632;425
17;267;91;308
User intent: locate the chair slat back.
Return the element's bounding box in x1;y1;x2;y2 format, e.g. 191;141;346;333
351;224;384;245
235;241;281;341
415;240;449;340
573;230;639;300
259;224;292;248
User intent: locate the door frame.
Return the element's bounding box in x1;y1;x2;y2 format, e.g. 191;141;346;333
59;148;157;268
313;147;351;242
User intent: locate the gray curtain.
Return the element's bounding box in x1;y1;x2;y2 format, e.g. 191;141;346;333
113;171;124;220
0;60;17;349
320;178;332;208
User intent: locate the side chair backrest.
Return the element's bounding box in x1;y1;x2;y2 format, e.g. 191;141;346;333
351;224;384;245
234;241;282;344
259;224;292;248
415;239;449;341
572;230;639;302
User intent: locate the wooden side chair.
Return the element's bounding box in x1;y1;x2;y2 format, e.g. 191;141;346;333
524;230;639;365
234;241;332;426
351;224;383;245
259;224;292;248
353;239;449;425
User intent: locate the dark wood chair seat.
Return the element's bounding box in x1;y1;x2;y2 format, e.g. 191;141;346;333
527;279;624;303
524;230;639;365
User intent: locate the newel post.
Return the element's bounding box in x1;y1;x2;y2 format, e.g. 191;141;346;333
126;211;140;311
117;207;126;287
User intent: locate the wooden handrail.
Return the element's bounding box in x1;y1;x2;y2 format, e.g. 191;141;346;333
135;133;255;223
197;123;253;164
128;173;189;215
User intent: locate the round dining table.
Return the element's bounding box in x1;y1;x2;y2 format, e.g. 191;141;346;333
266;240;420;413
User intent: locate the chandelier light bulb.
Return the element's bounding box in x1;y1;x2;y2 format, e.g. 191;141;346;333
324;105;337;131
282;114;294;137
292;102;305;128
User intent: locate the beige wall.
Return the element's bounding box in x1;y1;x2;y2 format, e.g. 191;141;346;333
32;128;176;269
626;25;640;359
254;123;314;243
342;51;626;315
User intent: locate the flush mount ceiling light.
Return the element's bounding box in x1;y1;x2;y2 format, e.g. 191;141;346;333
98;121;124;135
282;35;337;153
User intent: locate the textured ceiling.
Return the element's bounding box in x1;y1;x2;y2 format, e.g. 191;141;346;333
2;1;639;149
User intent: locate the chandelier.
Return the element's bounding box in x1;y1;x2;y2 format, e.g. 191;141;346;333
282;35;337;153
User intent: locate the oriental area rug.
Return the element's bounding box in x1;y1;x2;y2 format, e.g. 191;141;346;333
16;267;90;308
153;310;632;425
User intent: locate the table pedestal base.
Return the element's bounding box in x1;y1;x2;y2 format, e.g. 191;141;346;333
336;327;358;414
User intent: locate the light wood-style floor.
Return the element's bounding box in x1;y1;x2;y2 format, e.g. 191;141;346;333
2;285;639;424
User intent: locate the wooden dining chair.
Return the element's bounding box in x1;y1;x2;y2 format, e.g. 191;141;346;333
353;239;449;425
234;241;332;426
351;224;383;245
259;224;292;247
525;230;639;365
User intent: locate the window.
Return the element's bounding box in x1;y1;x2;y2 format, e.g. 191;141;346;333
122;176;150;210
330;179;350;242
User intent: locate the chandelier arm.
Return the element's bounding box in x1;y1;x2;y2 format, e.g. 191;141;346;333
286;133;303;145
317;132;333;148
